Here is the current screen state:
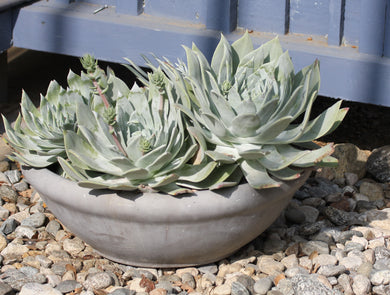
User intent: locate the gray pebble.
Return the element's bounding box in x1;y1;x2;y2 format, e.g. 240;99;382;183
83;272;113;290
285;266;309;278
51;262;68;276
317;265;346;277
372;284;390;295
155;281;173;293
0;186;17;203
181;272;196;289
291;274;333;294
198;264;218;274
0;281;14;295
366;145;390;182
302;197;326;208
13;181;28;192
19;266;39;277
0;218;19;235
14;225;36;239
35;255;52;268
55;280;82;293
301;241;329;256
159;274;181;283
285;207;306;224
109;288;131;295
299;205;320;223
21;212;46;228
0;206;9;220
253;277;272;295
344;242;365;252
4;170;20;184
352;274;371;295
45;220;61;237
231;281;250;295
236;274;255;294
322;206;351;226
370;269;390;285
355;200;377;212
374;246;390;260
373;258;390;270
294;189;311;200
19;282;62;295
300;222;322;236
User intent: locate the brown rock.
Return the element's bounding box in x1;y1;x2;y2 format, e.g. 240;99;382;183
359;181;384;201
0;137;12;161
317;143;369;180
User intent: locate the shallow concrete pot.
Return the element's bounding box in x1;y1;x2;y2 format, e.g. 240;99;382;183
22;167;310;267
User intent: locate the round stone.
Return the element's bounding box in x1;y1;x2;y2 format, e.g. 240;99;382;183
285;207;306;224
370;269;390;285
0;185;17;203
63;237;85;255
19;282;62;295
83;272;113;290
301;241;329;256
359;181;384;201
213;284;231;295
55;280;82;293
21;212;46;228
367;145;390;182
253;277;272;295
231;281;250;295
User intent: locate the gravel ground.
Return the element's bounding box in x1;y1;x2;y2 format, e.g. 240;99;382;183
0;139;390;294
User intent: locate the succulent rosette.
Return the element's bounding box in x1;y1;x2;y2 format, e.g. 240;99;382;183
153;33;348;189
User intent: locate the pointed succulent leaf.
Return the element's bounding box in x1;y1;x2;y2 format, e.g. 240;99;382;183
240;160;281;189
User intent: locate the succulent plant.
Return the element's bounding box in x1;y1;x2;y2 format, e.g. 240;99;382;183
58;73;237;194
3;55;130;168
150;33;348;189
2;80;84;167
4;35;347;193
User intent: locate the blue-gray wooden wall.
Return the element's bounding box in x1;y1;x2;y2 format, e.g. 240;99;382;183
2;0;390;106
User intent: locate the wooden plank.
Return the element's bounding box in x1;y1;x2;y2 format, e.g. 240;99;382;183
143;0;207;24
290;0;330;36
116;0;143;16
75;0;116;5
205;0;238;33
10;0;390;106
0;51;7;103
383;2;390;57
359;0;387;56
328;0;345;46
238;0;287;34
342;0;360;46
0;10;12;52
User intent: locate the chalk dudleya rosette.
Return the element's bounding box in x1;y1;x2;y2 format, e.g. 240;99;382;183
3;55;131;168
138;32;349;189
4;56;235;194
4;33;348;193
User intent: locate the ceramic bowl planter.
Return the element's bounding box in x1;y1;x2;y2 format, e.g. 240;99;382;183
22;166;310;268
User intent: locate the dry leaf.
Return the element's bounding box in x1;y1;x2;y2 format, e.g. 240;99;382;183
309;251;319;260
140;274;155;292
93;289;108;295
66;264;77;276
274;273;286;286
312;263;320;274
19;189;33;198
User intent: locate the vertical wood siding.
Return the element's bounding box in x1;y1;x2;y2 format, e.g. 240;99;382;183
5;0;390;105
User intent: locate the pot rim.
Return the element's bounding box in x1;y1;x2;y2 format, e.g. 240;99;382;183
22;166;311;223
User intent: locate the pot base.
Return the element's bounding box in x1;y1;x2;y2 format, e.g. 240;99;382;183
22;167;310;267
